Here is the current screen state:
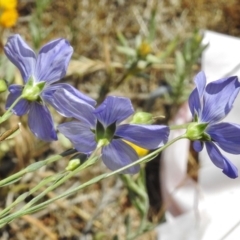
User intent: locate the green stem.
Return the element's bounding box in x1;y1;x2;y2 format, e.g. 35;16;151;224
0;95;22;124
24;148;100;208
114;71;130;88
114;60;139;89
170;123;189;130
0;169;27;188
0;135;185;226
120;175;146;200
21;171;69;211
107;134;185;177
0;149;77;188
0;155;99;226
129;217;148;240
0;173;63;218
22;156;98;211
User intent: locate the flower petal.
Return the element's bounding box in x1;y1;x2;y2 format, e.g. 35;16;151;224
35;39;73;84
188;72;206;117
28;102;57;141
94;96;134;127
207;122;240;154
205;142;238;178
42;83;95;117
4;34;36;83
115;124;169;149
205;142;226;169
194;71;206;97
58;121;96;153
6;84;30;116
43;83;96;106
188;88;200;118
102;139;140;174
43;88;96;126
201;76;240;123
193;140;203;152
222;158;238;179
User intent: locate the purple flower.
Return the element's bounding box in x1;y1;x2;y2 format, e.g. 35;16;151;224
188;71;240;178
57;91;169;173
4;34;95;141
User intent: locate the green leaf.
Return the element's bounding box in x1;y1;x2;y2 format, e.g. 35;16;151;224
0;79;8;93
0;177;22;187
116;31;128;46
175;51;185;76
131;112;153;125
146;54;162;63
116;46;136;57
148;9;156;43
26;161;46;172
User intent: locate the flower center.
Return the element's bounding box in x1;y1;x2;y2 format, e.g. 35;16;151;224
95;120;116;145
22;76;46;101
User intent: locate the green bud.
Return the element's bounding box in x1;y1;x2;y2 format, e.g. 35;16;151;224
22;77;45;101
131;112;153;125
186;122;208;140
0;79;8;93
66;159;81;171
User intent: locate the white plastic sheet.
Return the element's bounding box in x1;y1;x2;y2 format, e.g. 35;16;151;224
157;30;240;240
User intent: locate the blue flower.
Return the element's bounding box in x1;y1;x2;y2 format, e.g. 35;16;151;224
57;90;169;173
4;34;95;141
188;71;240;178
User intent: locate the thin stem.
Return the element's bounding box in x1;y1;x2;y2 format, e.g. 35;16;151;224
0;199;22;218
0;136;185;226
0;155;99;225
107;134;185;177
114;71;130;88
0;95;22;124
21;154;99;211
129;217;148;240
21;148;101;212
2;135;185;223
114;60;139;88
0;173;63;218
0;169;27;188
170;123;189;130
21;172;69;211
0;149;77;188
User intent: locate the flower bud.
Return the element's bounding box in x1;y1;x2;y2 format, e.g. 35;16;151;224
0;79;8;93
66;153;89;171
66;159;81;171
131;112;153;125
